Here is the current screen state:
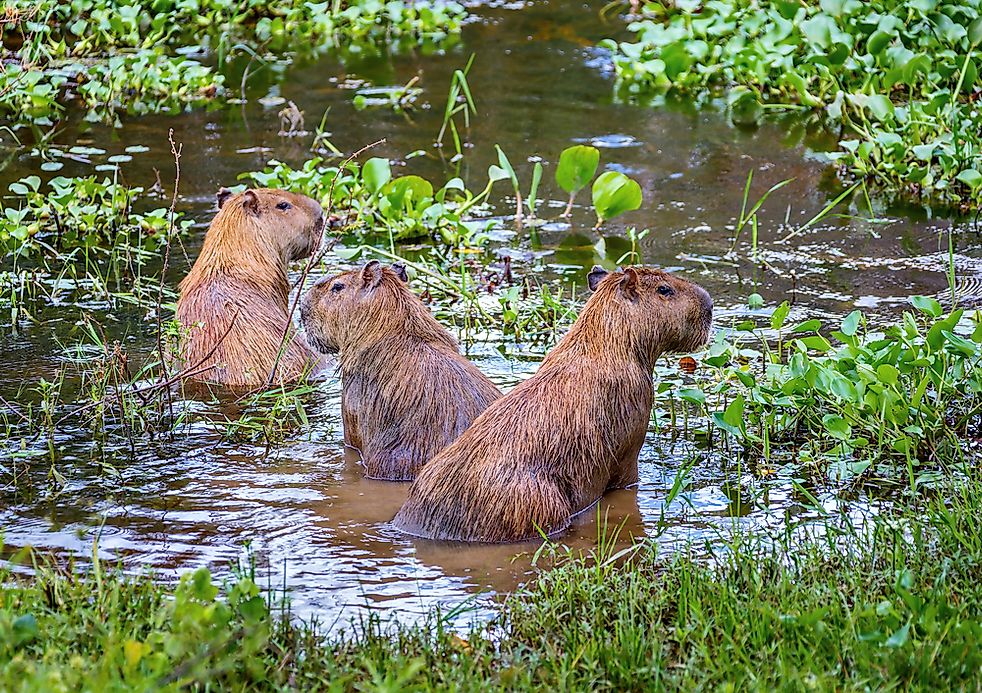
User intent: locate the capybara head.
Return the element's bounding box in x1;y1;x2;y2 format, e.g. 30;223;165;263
213;187;324;262
300;260;427;356
586;265;713;358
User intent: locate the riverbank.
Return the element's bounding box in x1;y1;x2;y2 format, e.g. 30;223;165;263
3;475;980;690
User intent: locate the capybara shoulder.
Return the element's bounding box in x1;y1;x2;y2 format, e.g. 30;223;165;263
394;265;713;542
175;188;324;389
301;260;502;481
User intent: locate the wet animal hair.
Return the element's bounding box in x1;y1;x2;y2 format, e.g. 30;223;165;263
175;187;325;389
300;260;503;480
394;265;713;542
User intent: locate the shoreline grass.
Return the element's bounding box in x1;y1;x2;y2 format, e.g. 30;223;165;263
2;475;981;690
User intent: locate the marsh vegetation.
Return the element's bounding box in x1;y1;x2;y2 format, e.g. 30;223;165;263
1;0;980;689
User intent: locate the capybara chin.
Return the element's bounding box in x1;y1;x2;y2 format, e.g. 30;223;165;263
175;188;324;389
300;260;503;481
393;265;713;543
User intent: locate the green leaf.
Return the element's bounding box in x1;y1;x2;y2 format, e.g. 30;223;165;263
713;394;745;437
884;623;911;648
971;17;982;45
677;387;706;405
488;165;511;183
910;295;942;317
866;95;895;121
867;30;892;55
797;335;832;352
789;319;822;333
592;171;643;223
822;413;852;441
876;363;900;386
362;157;391;195
748;293;764;309
12;614;39;646
494;145;519;189
556;145;600;195
956;169;982;189
771;301;791;330
841;310;861;336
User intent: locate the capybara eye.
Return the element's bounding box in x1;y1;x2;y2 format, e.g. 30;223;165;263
657;284;675;297
276;201;291;211
330;282;345;293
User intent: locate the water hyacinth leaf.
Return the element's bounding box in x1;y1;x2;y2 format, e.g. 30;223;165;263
797;335;831;352
713;394;745;437
956;169;982;189
867;30;892;56
494;145;518;189
677;387;706;405
822;414;851;441
841;310;861;336
876;363;900;386
971;17;982;45
910;295;942;317
866;95;895;121
362;157;392;194
789;319;822;333
488;165;511;183
771;301;791;330
591;171;643;223
556;145;600;195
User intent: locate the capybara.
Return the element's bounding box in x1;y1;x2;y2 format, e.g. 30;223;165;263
300;260;503;481
393;265;713;543
175;188;324;388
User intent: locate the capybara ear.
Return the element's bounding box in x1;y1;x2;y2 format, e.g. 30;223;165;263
587;265;609;292
619;267;640;300
391;263;409;283
242;189;260;216
216;187;233;209
360;260;383;288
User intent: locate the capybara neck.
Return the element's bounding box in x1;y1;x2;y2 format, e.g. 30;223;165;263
551;267;714;373
181;209;289;303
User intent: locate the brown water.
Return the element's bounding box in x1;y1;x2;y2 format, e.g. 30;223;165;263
1;0;978;630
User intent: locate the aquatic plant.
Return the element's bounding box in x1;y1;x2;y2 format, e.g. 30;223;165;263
0;175;192;260
693;297;982;484
0;0;467;125
603;0;982;207
554;145;644;226
240;156;504;245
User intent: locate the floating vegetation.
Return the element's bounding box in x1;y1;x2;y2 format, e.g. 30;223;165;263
0;0;468;125
603;0;982;207
687;297;982;484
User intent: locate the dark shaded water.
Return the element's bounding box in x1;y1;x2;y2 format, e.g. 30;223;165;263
1;0;978;629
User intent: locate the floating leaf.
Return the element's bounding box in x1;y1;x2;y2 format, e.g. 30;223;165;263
591;171;642;224
362;157;392;195
556;145;600;195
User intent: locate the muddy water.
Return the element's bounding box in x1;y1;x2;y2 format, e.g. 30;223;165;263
1;0;978;630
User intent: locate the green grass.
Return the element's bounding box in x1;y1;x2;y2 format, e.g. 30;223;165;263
3;476;981;690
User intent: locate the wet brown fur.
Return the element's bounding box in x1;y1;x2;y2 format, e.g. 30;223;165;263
300;261;503;481
175;188;324;389
393;266;713;543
